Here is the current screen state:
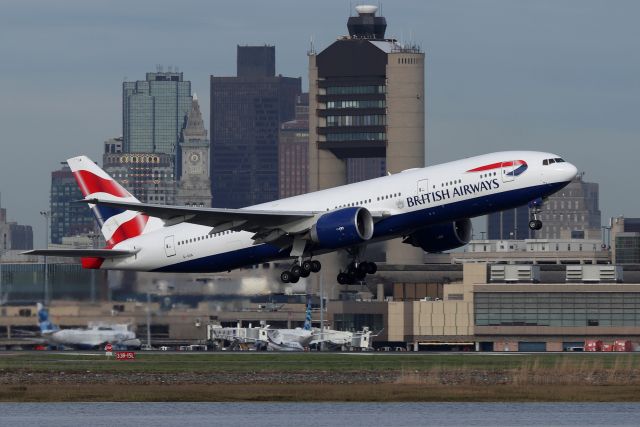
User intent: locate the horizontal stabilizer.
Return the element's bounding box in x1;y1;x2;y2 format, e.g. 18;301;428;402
22;249;137;258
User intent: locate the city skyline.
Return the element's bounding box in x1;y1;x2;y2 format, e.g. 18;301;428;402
1;0;639;239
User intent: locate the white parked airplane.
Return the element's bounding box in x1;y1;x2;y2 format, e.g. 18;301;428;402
37;303;141;350
25;151;577;284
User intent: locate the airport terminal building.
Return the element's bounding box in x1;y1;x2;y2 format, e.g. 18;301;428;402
3;259;640;351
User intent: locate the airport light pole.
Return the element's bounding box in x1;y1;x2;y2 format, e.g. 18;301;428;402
319;268;324;352
146;291;151;348
39;210;50;305
87;231;100;303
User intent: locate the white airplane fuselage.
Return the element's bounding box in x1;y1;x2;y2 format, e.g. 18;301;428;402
94;151;577;273
45;326;139;349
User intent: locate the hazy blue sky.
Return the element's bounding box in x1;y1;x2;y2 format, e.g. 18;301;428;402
1;0;639;242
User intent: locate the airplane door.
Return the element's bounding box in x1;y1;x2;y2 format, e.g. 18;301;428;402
417;179;429;194
164;235;176;257
501;161;516;183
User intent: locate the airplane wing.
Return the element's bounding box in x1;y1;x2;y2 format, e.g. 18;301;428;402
79;198;391;249
22;249;138;258
80;198;316;232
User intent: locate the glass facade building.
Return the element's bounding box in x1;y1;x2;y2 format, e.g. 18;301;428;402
103;153;176;205
210;46;301;208
50;164;95;244
475;292;640;327
123;71;192;156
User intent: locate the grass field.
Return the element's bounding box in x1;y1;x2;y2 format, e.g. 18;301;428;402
2;352;640;402
1;351;639;372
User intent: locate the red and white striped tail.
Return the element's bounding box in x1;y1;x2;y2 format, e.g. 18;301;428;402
67;156;162;250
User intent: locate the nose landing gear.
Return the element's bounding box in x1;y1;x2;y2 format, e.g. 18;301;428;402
528;197;544;231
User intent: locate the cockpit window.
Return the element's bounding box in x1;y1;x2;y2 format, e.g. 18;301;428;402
548;158;556;164
555;158;564;163
543;159;548;165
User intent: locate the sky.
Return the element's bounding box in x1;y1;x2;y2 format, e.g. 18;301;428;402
1;0;639;243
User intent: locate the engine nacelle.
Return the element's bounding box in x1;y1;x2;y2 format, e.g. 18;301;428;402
406;218;472;253
310;207;374;249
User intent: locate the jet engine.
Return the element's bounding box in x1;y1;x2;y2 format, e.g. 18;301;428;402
310;207;374;249
404;218;472;253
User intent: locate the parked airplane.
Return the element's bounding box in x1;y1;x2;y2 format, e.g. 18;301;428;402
208;298;371;351
37;303;141;350
24;151;577;284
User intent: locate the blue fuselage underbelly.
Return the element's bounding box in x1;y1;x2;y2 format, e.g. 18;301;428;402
153;181;568;273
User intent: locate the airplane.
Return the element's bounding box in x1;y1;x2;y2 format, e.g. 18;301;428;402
263;295;315;351
37;303;141;350
24;151;577;284
208;297;371;351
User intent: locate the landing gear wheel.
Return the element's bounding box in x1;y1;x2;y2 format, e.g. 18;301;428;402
311;260;321;273
365;262;377;275
280;271;292;283
291;265;302;277
290;274;300;283
301;260;313;273
529;219;543;230
337;272;349;285
299;268;311;278
355;264;367;280
345;273;356;285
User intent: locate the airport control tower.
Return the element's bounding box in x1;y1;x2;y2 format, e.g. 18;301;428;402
308;5;426;266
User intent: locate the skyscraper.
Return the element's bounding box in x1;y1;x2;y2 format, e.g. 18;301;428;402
308;5;425;264
122;70;192;155
210;46;301;208
278;93;309;198
176;95;212;207
50;164;95;244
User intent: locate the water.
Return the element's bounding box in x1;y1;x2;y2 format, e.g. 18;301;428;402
0;402;639;426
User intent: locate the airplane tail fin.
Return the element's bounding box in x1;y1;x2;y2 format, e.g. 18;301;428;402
303;295;312;331
66;156;162;248
37;303;58;333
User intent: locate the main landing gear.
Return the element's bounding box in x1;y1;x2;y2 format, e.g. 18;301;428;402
280;259;322;283
336;246;377;285
337;261;377;285
528;197;544;231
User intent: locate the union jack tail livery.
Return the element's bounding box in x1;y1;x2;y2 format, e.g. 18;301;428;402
66;156;162;267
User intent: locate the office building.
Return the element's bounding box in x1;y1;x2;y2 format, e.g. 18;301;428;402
0;199;33;251
210;45;301;208
278;93;309;198
611;217;640;264
308;4;425;264
536;174;601;240
122;69;192;156
49;164;95;244
176;95;211;207
103;149;176;205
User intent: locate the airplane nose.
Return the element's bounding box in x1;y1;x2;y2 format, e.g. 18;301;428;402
563;162;578;181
